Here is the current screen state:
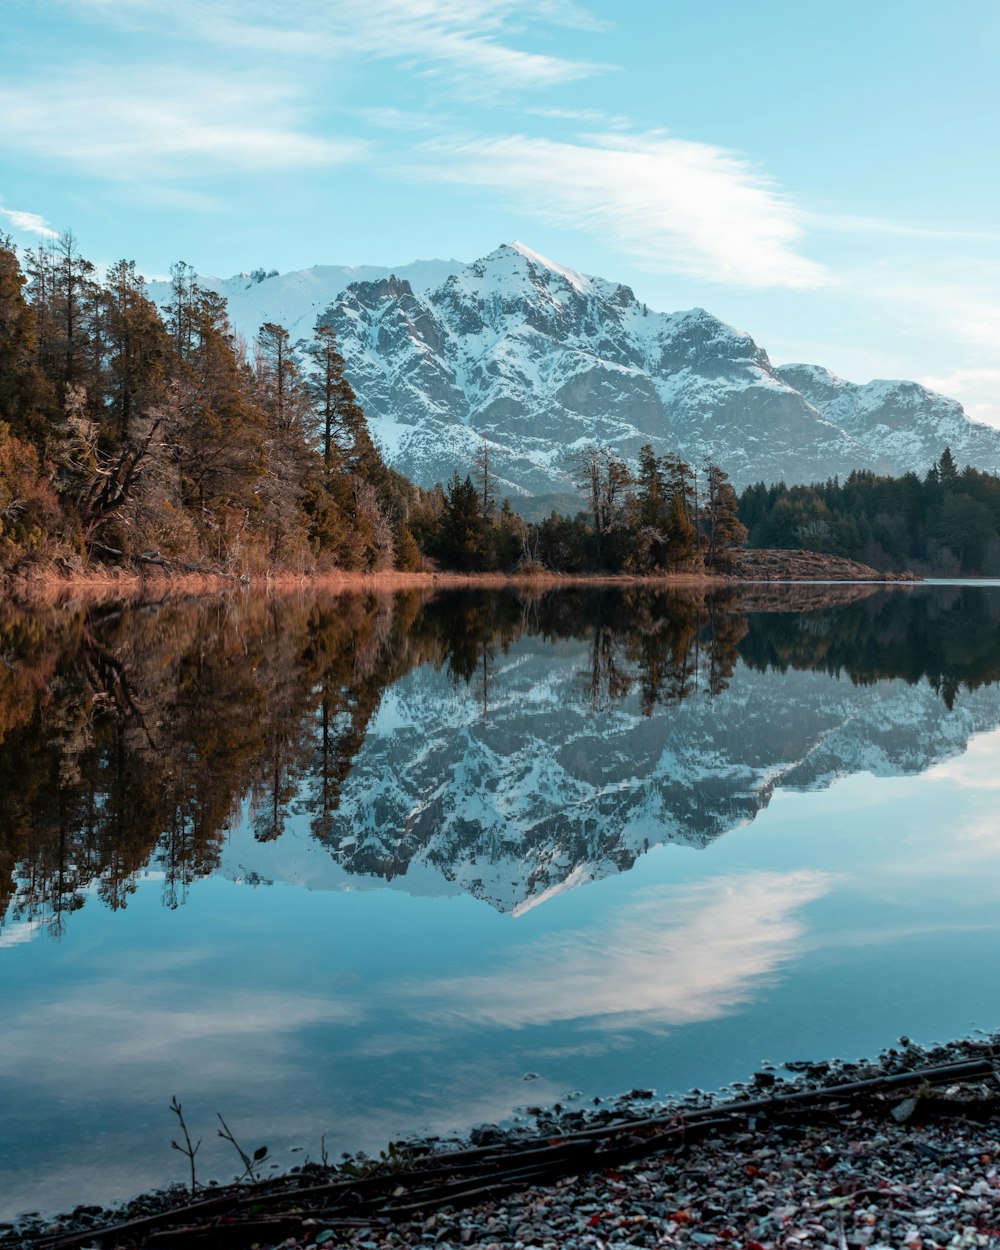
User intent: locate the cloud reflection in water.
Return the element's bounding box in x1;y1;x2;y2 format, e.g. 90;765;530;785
402;870;833;1032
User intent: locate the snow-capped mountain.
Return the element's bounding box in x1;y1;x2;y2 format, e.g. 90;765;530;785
152;243;1000;499
220;631;1000;916
147;257;462;347
315;242;878;499
775;364;1000;477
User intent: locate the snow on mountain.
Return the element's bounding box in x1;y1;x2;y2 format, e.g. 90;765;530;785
776;363;1000;478
219;638;1000;916
316;242;878;497
146;258;462;347
151;242;1000;498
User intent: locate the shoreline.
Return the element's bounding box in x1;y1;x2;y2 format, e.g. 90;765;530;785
5;1032;999;1249
1;553;922;607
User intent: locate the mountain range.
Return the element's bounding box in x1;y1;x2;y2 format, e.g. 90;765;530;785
151;244;1000;506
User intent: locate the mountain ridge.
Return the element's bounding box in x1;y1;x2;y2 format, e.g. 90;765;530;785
151;243;1000;500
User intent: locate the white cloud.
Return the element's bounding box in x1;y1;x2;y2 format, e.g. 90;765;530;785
807;211;1000;243
402;870;832;1031
0;206;59;239
412;131;828;288
336;0;605;91
0;985;361;1086
845;266;1000;427
524;106;633;133
917;367;1000;429
58;0;604;95
0;70;363;178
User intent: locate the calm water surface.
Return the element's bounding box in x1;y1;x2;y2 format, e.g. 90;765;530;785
2;583;1000;1216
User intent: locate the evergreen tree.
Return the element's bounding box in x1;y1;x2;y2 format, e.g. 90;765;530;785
938;445;959;485
440;473;486;570
663;491;697;566
0;236;55;449
306;322;381;480
702;461;747;568
103;259;172;443
255;323;313;567
635;443;667;529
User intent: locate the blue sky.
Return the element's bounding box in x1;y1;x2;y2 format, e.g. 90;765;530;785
3;0;1000;424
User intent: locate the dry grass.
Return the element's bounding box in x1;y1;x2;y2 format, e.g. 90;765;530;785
3;565;732;606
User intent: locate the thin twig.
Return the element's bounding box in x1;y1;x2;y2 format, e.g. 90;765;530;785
169;1096;201;1197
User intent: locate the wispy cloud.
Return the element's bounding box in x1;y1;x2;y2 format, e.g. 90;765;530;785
848;266;1000;426
524;105;632;129
58;0;606;95
0;984;361;1087
412;131;828;288
0;70;363;179
916;367;1000;428
0;206;59;239
402;871;832;1031
807;211;1000;243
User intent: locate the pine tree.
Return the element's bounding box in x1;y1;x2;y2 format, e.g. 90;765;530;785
393;521;422;570
702;461;747;568
635;444;667;529
53;231;99;399
256;322;311;567
474;436;496;523
440;473;486;570
165;261;198;361
664;490;697;566
103;259;172;442
0;237;56;450
306;323;380;479
938;446;959;485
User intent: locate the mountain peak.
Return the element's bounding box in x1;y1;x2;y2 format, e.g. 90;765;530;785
477;241;593;295
151;244;1000;500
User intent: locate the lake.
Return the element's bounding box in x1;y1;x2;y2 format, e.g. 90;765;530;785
2;582;1000;1218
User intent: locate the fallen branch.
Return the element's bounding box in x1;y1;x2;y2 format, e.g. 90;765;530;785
35;1056;997;1250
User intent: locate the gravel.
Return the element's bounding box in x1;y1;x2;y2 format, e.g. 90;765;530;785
4;1035;1000;1249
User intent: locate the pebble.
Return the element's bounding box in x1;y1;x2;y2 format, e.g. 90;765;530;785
6;1036;1000;1250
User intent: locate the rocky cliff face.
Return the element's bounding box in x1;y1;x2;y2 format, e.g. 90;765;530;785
152;243;1000;501
776;364;1000;479
313;243;1000;499
316;243;881;499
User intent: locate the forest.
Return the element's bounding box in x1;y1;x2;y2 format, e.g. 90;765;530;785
8;231;998;580
0;233;422;574
739;450;1000;576
0;233;746;577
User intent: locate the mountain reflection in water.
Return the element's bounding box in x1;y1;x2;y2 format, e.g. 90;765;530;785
6;583;1000;1219
3;582;1000;931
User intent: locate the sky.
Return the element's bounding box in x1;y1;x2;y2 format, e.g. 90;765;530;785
3;0;1000;424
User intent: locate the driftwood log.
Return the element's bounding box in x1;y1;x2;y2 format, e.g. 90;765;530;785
29;1055;999;1250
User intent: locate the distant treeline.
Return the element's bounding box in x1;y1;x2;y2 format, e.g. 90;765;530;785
740;449;1000;575
418;443;747;574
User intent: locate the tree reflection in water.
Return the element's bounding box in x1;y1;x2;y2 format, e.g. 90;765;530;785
3;582;1000;933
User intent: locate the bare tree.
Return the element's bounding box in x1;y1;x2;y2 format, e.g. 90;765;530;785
474;435;496;523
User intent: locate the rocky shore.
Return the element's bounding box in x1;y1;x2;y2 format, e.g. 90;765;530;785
5;1035;999;1250
734;549;921;583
